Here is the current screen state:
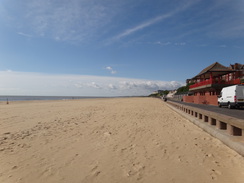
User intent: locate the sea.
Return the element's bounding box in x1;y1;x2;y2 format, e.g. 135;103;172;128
0;96;106;102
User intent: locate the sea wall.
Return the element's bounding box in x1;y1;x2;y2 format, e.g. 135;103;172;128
167;100;244;156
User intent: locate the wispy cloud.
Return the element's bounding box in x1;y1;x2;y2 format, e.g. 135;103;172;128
112;0;200;41
215;20;244;39
174;42;186;46
177;0;244;40
17;32;33;38
155;41;171;46
3;0;242;45
219;45;227;48
114;14;172;40
0;71;183;96
153;41;186;46
4;0;119;42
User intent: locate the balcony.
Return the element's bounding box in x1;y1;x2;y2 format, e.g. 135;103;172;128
189;78;241;90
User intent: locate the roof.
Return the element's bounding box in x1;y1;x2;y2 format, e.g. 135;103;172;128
192;62;235;79
229;63;244;70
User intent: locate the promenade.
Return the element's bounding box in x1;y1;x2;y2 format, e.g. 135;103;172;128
168;99;244;120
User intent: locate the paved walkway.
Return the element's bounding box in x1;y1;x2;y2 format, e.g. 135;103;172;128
167;99;244;120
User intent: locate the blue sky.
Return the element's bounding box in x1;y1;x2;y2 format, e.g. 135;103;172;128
0;0;243;96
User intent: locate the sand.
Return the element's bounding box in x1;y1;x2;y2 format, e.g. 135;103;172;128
0;97;244;183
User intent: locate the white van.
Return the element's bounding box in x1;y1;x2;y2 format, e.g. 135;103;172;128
218;85;244;109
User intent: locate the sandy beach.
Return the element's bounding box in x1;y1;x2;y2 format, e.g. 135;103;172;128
0;97;244;183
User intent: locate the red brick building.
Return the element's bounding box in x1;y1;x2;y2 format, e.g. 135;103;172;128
184;62;244;106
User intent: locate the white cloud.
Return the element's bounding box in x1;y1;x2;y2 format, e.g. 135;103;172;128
106;66;117;74
108;84;117;90
86;82;101;89
0;71;183;96
106;66;112;70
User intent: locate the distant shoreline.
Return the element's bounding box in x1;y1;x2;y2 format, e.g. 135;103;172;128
0;95;145;102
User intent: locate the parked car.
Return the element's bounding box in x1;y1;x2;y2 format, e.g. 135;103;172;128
218;85;244;109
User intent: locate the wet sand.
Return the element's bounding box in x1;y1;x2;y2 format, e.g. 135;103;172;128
0;97;244;183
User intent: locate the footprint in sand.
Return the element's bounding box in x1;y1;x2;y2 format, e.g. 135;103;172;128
125;162;145;180
212;160;221;167
103;132;112;137
89;165;101;178
87;161;102;179
210;169;222;180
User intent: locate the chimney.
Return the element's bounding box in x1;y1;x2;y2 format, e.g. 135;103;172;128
234;63;239;70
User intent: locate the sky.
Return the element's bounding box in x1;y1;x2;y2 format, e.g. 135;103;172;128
0;0;244;96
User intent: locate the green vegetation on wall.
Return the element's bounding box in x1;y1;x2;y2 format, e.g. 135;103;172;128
148;90;169;98
176;83;194;94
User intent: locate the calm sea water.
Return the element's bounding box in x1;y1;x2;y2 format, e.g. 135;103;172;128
0;96;105;102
